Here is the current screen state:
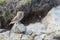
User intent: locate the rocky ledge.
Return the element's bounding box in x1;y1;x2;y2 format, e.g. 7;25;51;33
0;5;60;40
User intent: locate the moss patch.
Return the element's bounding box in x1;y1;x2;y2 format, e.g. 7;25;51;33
0;0;6;4
46;32;51;36
54;34;60;39
16;0;32;7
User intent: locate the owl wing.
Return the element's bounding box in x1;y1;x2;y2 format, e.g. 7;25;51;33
10;16;19;24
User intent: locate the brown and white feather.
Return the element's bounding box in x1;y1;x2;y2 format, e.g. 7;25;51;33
9;11;24;24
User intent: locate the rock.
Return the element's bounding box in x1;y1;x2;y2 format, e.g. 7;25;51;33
44;35;54;40
26;22;46;35
21;35;33;40
42;5;60;32
0;29;9;33
11;23;26;34
54;35;60;39
10;33;22;40
0;33;9;40
26;30;33;35
34;36;42;40
1;31;10;36
0;31;10;40
53;33;60;40
34;34;46;40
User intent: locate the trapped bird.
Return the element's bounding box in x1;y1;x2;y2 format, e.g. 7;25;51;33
9;11;24;25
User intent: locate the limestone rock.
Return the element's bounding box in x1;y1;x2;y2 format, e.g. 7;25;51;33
26;30;33;35
0;29;9;33
34;36;43;40
0;31;9;40
26;22;46;35
11;23;26;33
10;33;22;40
34;34;46;40
34;36;42;40
21;35;33;40
42;5;60;32
44;35;54;40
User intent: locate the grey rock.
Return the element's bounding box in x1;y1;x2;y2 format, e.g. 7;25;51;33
21;35;33;40
22;35;30;40
10;33;22;40
26;22;46;35
0;29;9;33
34;36;42;40
44;35;54;40
26;30;33;35
34;34;46;40
42;5;60;33
0;31;10;40
11;23;26;33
